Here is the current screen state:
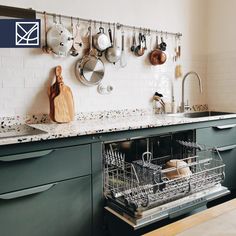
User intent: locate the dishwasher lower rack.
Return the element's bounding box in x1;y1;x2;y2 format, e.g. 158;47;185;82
103;148;225;214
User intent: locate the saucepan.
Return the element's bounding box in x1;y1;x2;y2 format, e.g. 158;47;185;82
149;34;167;65
75;25;105;86
93;25;111;52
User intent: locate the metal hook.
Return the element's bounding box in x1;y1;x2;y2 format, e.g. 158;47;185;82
88;19;92;30
59;14;62;24
116;22;122;30
71;16;73;27
121;25;124;34
53;14;57;24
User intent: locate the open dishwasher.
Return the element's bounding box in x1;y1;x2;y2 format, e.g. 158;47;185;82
103;130;229;230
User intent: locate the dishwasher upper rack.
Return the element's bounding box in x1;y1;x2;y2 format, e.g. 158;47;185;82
103;147;225;213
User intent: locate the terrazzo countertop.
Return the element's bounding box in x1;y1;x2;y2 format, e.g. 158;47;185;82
0;109;236;146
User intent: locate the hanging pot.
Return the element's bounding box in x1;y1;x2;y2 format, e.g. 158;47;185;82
47;16;73;57
93;26;111;52
105;24;121;63
75;25;105;86
149;35;167;65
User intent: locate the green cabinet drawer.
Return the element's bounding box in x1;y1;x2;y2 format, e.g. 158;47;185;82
217;144;236;190
0;144;91;194
196;123;236;147
0;176;92;236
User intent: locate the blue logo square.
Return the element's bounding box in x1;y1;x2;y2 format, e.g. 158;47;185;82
0;19;40;48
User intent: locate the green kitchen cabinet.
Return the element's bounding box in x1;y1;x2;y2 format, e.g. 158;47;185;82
0;143;95;236
0;144;91;194
196;122;236;190
0;177;92;236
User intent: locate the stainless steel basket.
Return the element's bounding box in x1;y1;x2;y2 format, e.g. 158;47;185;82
103;144;225;213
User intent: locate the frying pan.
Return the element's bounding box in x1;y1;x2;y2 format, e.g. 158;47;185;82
75;26;105;86
105;24;121;63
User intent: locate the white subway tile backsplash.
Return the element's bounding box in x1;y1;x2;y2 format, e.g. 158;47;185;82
0;36;207;116
2;55;23;69
2;69;25;88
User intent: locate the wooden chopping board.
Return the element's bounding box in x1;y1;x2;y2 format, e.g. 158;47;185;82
54;82;74;123
49;65;74;123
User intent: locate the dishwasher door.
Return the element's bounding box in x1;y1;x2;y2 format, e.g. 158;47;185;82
105;184;229;230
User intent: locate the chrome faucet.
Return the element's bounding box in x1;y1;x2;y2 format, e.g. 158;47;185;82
180;71;203;112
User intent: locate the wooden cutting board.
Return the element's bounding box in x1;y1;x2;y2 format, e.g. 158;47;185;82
54;82;74;123
49;65;74;123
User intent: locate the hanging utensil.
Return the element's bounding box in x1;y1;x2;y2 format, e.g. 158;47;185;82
130;27;136;52
149;34;167;65
159;34;167;51
143;29;147;50
69;17;79;57
75;24;105;86
42;12;52;54
105;23;121;64
160;38;167;51
135;32;145;57
175;36;183;78
120;30;127;68
73;18;83;53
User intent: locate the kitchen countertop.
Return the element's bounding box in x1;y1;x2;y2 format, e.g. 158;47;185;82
0;111;236;146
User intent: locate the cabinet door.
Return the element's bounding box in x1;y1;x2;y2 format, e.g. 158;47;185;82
217;145;236;190
196;125;236;147
0;176;92;236
0;144;91;194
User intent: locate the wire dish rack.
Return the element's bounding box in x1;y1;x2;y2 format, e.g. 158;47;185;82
103;142;225;213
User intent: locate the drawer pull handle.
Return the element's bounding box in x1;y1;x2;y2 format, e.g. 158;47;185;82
0;183;57;200
0;150;54;162
213;124;236;130
217;144;236;152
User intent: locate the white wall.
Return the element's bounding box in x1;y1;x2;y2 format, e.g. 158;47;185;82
207;0;236;112
0;0;208;116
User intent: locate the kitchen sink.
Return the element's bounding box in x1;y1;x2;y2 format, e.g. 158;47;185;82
184;111;234;118
167;111;235;118
0;124;47;139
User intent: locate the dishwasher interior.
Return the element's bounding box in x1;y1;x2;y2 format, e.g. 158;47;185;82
103;130;229;228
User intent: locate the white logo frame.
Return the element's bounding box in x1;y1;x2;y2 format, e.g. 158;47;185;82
15;22;39;46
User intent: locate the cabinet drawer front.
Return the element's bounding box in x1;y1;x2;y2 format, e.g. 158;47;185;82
0;144;91;194
0;176;92;236
217;145;236;190
196;124;236;147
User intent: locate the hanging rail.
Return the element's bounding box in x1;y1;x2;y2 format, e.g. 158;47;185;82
35;10;182;38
